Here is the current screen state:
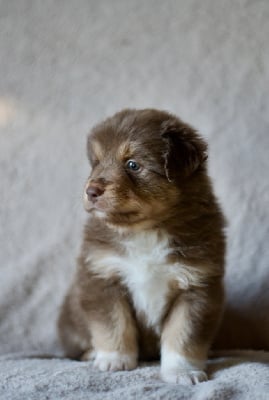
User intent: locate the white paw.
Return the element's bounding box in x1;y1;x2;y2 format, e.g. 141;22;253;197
161;368;208;385
93;351;137;372
161;347;207;385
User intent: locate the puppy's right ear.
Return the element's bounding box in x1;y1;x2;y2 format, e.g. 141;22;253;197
161;117;208;182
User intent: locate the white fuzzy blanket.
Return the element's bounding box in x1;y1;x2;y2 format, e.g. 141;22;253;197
1;0;269;398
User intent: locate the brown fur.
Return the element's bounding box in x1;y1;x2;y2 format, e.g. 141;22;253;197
58;109;226;383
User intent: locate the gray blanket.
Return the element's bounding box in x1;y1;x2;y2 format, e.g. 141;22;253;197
1;351;269;399
1;0;269;399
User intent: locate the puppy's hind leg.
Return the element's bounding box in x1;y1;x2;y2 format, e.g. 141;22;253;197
58;290;92;360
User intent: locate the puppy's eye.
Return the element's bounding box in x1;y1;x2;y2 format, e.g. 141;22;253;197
126;160;141;171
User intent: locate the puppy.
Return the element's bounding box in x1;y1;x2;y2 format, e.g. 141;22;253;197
58;109;225;385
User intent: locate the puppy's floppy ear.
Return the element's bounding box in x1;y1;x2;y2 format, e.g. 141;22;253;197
161;117;208;182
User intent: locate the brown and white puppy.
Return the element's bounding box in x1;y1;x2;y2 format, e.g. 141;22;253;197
58;109;225;385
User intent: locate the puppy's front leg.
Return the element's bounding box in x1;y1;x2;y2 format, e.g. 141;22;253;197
161;285;223;385
86;294;138;372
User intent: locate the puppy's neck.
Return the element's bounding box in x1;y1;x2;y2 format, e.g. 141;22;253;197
106;219;162;238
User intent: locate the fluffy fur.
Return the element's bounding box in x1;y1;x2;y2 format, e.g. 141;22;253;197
58;109;226;385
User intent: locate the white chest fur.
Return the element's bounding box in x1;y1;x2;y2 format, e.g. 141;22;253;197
120;232;173;328
88;230;180;330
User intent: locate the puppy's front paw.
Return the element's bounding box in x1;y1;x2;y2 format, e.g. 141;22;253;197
161;368;208;385
161;348;207;385
94;351;137;372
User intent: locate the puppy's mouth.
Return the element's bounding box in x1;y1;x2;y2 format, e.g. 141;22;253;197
83;191;107;213
83;189;145;225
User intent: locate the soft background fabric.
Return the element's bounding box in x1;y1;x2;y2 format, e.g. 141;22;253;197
1;0;269;398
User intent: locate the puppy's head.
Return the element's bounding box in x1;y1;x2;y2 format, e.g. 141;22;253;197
84;109;207;229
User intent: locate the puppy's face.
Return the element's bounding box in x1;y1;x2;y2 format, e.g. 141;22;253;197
84;109;207;229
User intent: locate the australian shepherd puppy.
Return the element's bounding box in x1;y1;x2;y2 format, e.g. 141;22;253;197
58;109;225;385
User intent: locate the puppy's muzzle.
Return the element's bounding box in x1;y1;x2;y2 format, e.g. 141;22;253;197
86;183;105;204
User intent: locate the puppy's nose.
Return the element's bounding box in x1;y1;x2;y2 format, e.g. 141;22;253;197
86;184;104;203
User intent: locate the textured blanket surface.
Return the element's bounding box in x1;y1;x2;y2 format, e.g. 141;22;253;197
1;0;269;399
1;351;269;400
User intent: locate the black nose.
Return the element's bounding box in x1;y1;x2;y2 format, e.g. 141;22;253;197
86;184;104;203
